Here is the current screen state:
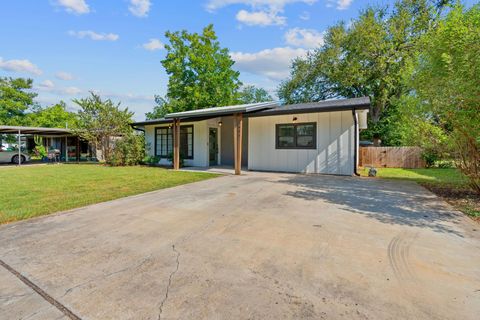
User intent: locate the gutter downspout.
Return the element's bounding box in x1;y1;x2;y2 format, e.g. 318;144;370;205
352;108;359;176
131;125;145;133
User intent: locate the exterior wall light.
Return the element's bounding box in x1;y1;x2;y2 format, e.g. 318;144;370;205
218;121;223;127
292;117;298;123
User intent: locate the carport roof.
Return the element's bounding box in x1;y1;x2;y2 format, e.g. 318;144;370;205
0;125;73;135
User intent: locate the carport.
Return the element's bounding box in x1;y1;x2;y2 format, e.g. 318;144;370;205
0;125;77;165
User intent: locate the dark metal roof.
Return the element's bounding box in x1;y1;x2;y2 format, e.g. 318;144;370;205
131;97;371;126
130;118;173;126
165;101;279;119
0;125;74;135
248;97;371;117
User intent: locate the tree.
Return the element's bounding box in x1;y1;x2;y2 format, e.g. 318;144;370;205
27;101;78;128
161;24;242;113
0;77;37;125
408;4;480;192
73;92;134;164
278;0;451;143
238;85;273;104
145;95;171;120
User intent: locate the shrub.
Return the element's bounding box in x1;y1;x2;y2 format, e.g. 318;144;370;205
109;133;145;166
143;155;161;166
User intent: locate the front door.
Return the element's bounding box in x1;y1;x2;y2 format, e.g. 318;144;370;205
209;128;218;166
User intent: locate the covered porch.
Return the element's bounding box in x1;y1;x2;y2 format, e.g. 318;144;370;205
133;101;279;175
0;126;94;164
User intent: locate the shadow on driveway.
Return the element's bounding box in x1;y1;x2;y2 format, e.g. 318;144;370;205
279;174;465;237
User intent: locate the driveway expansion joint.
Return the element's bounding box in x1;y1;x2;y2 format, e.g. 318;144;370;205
0;258;82;320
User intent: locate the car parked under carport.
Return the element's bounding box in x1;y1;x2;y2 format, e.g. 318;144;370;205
0;146;30;164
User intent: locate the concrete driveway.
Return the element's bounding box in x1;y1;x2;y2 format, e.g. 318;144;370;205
1;172;479;320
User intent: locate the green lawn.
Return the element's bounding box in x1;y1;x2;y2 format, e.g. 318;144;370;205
0;164;218;224
360;168;479;218
360;168;467;188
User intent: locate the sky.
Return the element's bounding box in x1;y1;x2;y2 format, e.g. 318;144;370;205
0;0;476;121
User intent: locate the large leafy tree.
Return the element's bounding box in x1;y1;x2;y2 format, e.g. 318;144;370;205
27;101;78;128
0;77;37;125
73;92;134;163
278;0;451;143
161;24;242;114
407;4;480;192
238;85;273;104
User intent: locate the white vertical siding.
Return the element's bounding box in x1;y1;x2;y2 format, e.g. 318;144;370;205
248;110;355;175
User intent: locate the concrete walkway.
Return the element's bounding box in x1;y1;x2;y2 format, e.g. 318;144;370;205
1;172;479;319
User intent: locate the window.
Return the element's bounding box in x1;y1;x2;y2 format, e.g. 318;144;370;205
155;125;194;159
276;122;316;149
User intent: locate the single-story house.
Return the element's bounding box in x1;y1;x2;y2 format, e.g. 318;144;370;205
132;97;370;176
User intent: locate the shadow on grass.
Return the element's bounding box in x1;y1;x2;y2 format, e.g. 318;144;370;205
279;174;465;237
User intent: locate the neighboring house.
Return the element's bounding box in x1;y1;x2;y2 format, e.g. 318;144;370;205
0;126;96;162
132;97;370;176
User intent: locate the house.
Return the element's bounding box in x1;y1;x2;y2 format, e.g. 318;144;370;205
132;97;370;175
0;126;96;162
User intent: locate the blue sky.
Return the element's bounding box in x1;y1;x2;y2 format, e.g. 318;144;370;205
0;0;476;120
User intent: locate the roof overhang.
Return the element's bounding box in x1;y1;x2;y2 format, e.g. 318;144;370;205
247;97;371;117
164;101;280;119
131;97;371;127
0;126;73;136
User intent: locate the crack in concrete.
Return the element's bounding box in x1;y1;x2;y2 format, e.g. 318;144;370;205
61;255;153;298
158;245;180;320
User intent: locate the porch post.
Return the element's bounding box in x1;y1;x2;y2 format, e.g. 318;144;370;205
65;136;68;162
173;118;180;170
233;113;243;175
76;136;80;162
17;130;21;166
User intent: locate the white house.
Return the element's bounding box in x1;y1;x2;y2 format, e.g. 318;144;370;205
132;97;370;176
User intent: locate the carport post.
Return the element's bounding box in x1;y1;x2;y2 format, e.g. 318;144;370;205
65;136;68;162
17;129;21;165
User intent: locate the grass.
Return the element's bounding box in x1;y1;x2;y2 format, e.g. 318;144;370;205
0;164;219;224
360;167;479;219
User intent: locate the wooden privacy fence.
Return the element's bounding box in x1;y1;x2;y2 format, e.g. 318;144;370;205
359;147;425;169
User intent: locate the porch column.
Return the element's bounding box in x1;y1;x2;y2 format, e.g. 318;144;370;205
233;113;243;175
173;118;180;170
76;136;80;162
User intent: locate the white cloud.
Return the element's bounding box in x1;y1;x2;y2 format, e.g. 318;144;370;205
0;57;42;75
285;28;324;48
39;80;55;88
236;10;286;26
35;81;83;96
299;11;310;20
206;0;316;11
68;30;119;41
129;0;151;17
206;0;317;26
55;71;74;81
62;86;83;95
55;0;90;14
231;47;307;81
327;0;353;10
142;38;164;51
